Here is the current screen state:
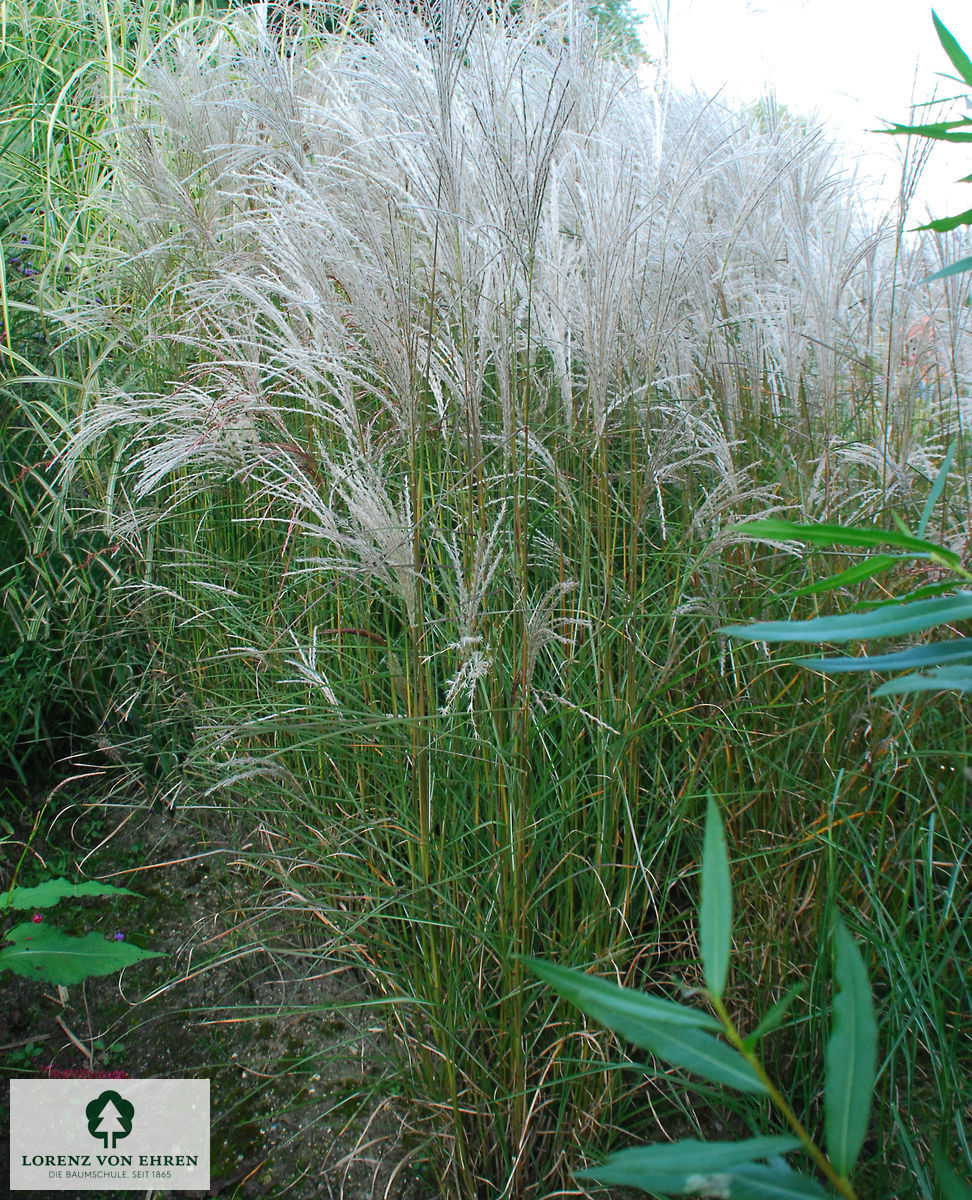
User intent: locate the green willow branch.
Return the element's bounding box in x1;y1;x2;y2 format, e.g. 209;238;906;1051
710;994;860;1200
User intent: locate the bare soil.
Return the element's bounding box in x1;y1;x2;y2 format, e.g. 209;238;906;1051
1;798;431;1200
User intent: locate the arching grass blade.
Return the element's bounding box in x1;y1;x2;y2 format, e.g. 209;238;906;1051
917;441;957;537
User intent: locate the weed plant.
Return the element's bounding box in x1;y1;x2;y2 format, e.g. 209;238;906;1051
7;0;970;1195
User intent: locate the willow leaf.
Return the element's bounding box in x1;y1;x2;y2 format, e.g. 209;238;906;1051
933;11;972;86
925;255;972;282
883;118;972;141
700;795;731;999
794;639;972;674
727;518;960;567
848;580;964;610
720;593;972;645
931;1144;972;1200
641;1024;767;1093
789;555;904;598
825;916;877;1176
918;208;972;234
873;665;972;696
522;958;722;1041
575;1137;801;1191
744;983;806;1050
728;1163;836;1199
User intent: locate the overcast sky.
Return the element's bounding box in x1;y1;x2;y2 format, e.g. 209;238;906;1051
632;0;972;222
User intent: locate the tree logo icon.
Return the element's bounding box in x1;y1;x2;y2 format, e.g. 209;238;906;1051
85;1090;135;1148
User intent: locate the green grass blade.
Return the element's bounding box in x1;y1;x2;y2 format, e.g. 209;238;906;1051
522;957;723;1038
720;593;972;644
744;983;806;1049
700;794;731;999
891;512;913;539
575;1137;802;1190
931;1144;972;1200
933;11;972;86
917;442;958;538
824;915;878;1177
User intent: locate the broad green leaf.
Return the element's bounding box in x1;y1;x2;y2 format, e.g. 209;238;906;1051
579;1166;711;1195
0;877;140;911
727;1163;836;1199
790;554;904;598
523;960;763;1091
825;916;878;1176
575;1137;801;1191
795;639;972;673
721;593;972;645
874;664;972;696
640;1023;767;1093
0;922;163;985
933;11;972;87
918;442;958;537
726;518;961;568
925;255;972;282
522;957;722;1039
883;119;972;142
744;983;806;1050
918;208;972;234
932;1143;972;1200
700;795;731;999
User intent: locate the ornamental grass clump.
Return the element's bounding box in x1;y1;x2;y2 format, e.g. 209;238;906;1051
29;0;971;1194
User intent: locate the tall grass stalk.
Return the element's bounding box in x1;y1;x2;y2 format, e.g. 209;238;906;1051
15;0;970;1194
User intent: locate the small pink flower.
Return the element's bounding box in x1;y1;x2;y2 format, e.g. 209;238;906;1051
31;913;43;923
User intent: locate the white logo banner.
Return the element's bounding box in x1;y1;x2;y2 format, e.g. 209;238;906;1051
10;1079;210;1191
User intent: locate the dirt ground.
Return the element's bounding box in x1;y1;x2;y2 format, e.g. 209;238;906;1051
1;798;432;1200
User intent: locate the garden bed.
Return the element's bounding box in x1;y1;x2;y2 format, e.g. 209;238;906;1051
1;799;429;1199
